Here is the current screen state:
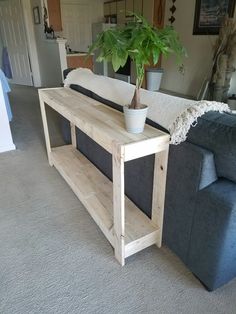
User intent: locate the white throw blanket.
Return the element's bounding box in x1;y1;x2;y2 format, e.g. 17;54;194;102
64;68;229;145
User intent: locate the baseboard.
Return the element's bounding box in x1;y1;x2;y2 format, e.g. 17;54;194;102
0;143;16;153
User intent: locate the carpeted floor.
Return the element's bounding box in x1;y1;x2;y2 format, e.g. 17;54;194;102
0;84;235;314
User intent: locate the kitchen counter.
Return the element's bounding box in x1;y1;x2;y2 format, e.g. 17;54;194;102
66;52;88;56
66;53;93;70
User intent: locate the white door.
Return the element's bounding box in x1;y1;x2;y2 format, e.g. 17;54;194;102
0;0;33;86
61;4;92;52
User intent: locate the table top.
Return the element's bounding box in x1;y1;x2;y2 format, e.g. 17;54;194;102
39;87;170;159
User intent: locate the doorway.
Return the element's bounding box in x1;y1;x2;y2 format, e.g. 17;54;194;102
0;0;33;86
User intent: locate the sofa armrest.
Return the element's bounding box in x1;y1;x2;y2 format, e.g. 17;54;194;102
187;111;236;183
187;178;236;290
164;141;217;262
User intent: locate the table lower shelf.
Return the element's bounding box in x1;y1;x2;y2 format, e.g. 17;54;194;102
50;145;159;259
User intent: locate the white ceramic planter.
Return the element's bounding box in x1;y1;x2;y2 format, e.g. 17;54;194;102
146;68;163;91
123;105;148;134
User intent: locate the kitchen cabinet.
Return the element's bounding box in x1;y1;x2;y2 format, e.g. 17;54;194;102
104;2;110;16
126;0;133;16
117;0;126;24
142;0;154;24
104;1;117;16
103;0;165;27
110;1;117;15
47;0;62;32
153;0;166;28
133;0;143;15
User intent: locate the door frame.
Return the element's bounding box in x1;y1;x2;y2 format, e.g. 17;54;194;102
21;0;41;87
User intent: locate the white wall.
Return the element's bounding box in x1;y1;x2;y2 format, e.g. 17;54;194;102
61;0;103;23
0;31;3;68
22;0;41;87
28;0;103;87
60;0;103;51
161;0;236;98
30;0;62;87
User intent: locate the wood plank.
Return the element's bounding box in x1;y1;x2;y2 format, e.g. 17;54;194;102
70;122;77;148
125;230;159;258
124;139;169;161
51;145;115;246
151;147;169;247
50;145;158;248
41;88;153;143
39;88;168;158
38;92;53;166
112;143;125;265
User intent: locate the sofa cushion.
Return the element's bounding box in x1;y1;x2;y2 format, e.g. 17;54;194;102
70;84;93;98
187;112;236;183
187;178;236;290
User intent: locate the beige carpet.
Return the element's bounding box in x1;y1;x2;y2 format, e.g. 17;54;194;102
0;84;235;314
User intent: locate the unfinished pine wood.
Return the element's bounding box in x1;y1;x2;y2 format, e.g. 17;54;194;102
151;148;169;247
39;87;170;265
50;145;158;248
112;143;125;265
125;230;159;258
38;88;169;157
124;139;169;162
39;97;53;166
70;122;76;148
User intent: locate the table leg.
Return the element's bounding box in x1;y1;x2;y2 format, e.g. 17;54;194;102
112;145;125;266
70;122;77;148
151;146;169;247
39;97;53;166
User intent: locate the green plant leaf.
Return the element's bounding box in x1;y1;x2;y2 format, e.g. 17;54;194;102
152;48;160;65
88;12;186;108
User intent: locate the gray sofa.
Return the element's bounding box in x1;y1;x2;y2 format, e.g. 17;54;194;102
62;71;236;290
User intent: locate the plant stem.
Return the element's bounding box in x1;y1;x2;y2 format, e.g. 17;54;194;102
130;85;141;109
130;64;144;109
131;78;141;109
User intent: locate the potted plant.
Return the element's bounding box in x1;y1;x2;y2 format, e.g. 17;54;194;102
88;14;186;133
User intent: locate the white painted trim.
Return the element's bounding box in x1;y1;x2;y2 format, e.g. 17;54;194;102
0;144;16;154
0;81;15;153
57;38;68;81
21;0;41;87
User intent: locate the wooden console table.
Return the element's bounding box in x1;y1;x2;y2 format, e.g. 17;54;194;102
38;87;170;265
